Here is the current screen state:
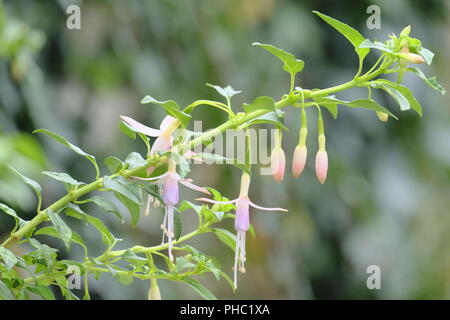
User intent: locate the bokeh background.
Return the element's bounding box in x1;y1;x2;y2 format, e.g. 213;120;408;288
1;0;449;299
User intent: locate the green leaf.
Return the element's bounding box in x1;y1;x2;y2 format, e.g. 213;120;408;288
28;238;58;270
0;246;17;270
64;203;116;247
371;79;422;116
242;96;276;114
202;207;224;223
0;280;13;300
407;67;445;95
104;156;124;174
314;96;397;119
86;196;123;221
313;11;370;64
35;226;87;254
167;152;191;179
103;176;141;205
206;83;241;102
253;42;304;79
119;121;137;139
179;201;203;221
211;228;236;252
33;129;99;177
124;152;147;170
42;171;81;190
141;95;191;127
419;47;434;65
183;277;217;300
115;193;141;227
26;286;56;300
8;166;42;208
47;209;72;250
240;111;288;131
0;203;27;231
359;39;393;53
313;97;338;119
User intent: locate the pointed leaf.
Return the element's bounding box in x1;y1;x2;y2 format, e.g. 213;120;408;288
33;129;99;176
372;79;422;116
0;247;17;270
47;209;72;250
313;11;370;63
183;277;217;300
253;42;304;77
9;166;42;206
407;67;445;95
141;95;191;127
42;171;81;189
206;83;241;102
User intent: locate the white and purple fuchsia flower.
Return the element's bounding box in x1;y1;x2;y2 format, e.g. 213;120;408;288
133;159;210;261
121;115;209;260
120;115;179;157
197;172;287;288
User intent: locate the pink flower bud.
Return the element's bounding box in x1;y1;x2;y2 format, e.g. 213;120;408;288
406;53;425;64
271;148;285;182
292;145;307;178
315;150;328;184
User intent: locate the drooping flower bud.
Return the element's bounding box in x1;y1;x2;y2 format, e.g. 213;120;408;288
148;279;161;300
376;111;389;122
270;129;285;182
315;149;328;184
315;134;328;184
292;115;308;178
292;145;307;178
404;53;425;64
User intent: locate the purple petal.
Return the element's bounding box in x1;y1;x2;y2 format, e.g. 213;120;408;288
159;115;177;132
150;135;173;155
120;116;161;137
196;197;238;205
249;200;288;212
235;198;250;231
180;179;211;194
130;172;169;182
163;175;179;206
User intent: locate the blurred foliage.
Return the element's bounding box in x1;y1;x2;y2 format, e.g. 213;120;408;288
1;0;450;299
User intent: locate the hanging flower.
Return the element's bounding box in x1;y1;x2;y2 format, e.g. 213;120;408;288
293;107;308;178
133;159;210;261
270;129;285;182
315;134;328;184
197;172;287;288
120;115;180;155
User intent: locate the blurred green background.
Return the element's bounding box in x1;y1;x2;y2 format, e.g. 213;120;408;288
1;0;449;299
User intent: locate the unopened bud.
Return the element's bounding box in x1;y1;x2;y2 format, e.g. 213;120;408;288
292;145;307;178
400;25;411;37
399;52;425;64
271;147;286;182
376;111;389;122
315;150;328;184
148;279;161;300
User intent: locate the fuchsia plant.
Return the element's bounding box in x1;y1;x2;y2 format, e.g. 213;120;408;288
0;12;445;300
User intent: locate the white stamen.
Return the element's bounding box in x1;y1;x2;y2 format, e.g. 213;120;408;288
144;195;152;216
233;230;247;289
